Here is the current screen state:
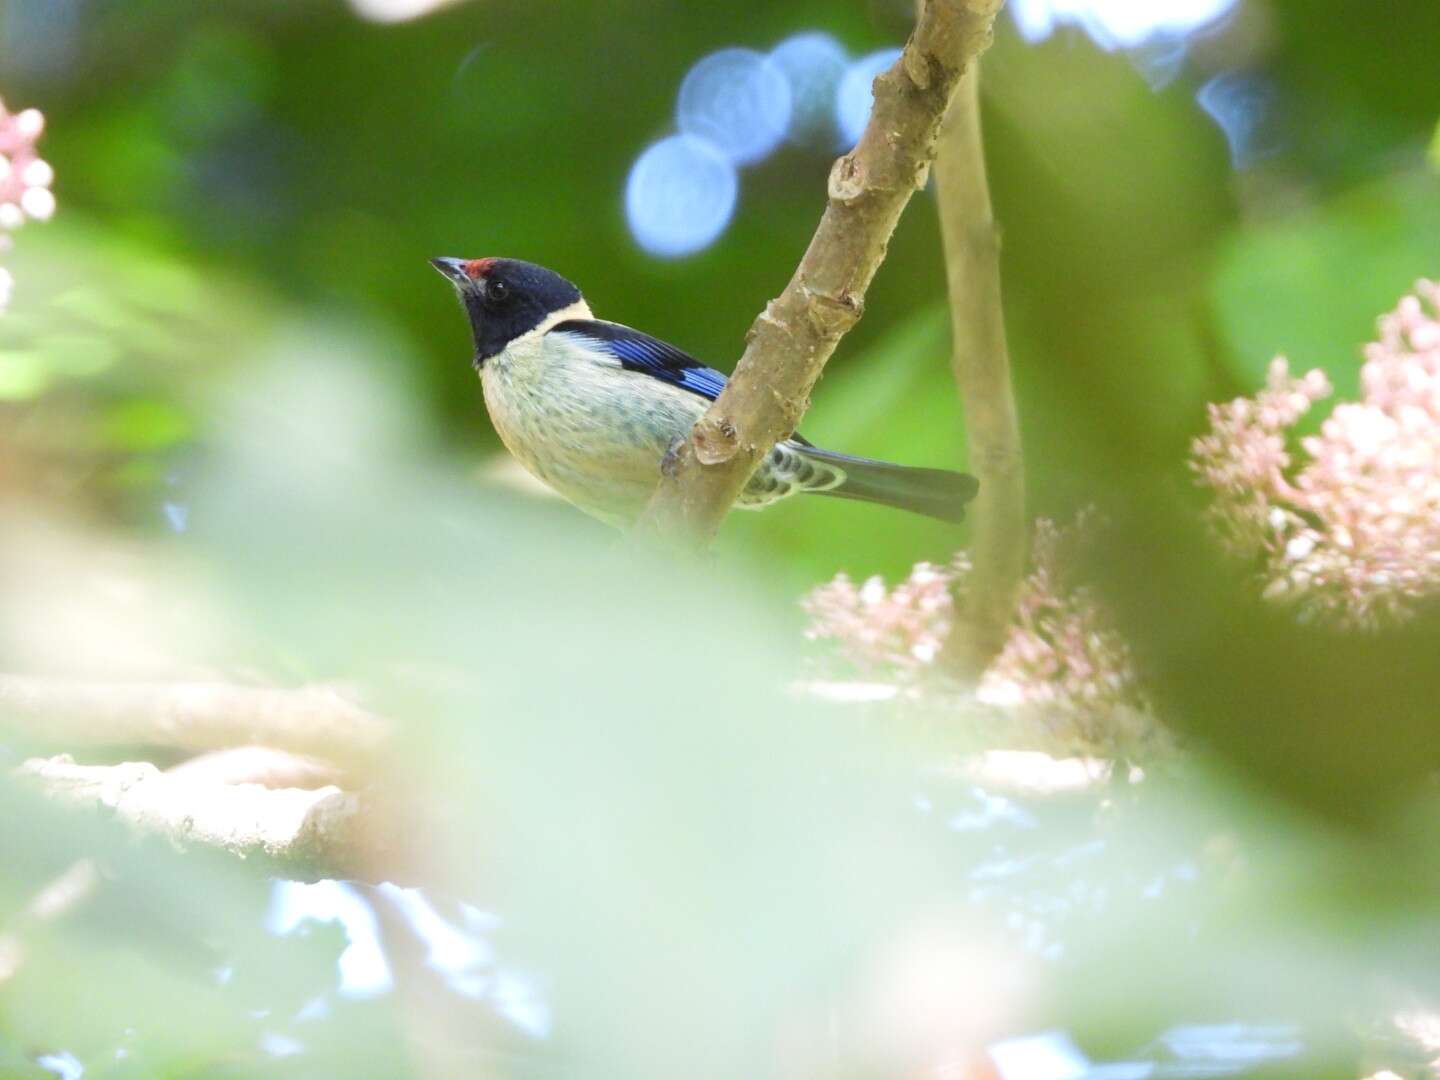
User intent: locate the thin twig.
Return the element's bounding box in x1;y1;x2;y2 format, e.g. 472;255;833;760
165;746;344;789
932;62;1025;674
16;755;378;880
2;747;346;984
0;858;100;984
635;0;1007;547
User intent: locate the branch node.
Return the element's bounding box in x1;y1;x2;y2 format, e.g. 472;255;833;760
803;288;864;339
827;155;866;204
634;0;1008;545
903;48;934;90
693;415;740;466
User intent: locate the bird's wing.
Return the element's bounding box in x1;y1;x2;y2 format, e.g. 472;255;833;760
549;319;730;401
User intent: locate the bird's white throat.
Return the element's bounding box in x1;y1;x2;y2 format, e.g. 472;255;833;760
483;298;594;376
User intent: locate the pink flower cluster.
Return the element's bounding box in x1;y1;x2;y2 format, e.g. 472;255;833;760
975;517;1141;717
803;516;1145;719
0;97;54;313
803;557;962;675
1193;283;1440;627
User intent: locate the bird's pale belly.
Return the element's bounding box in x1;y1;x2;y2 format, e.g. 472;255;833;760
481;361;707;526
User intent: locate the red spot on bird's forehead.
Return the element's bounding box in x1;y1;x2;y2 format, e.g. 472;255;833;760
463;258;496;279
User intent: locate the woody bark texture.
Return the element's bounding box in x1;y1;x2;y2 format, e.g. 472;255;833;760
933;63;1025;674
635;0;1007;546
0;674;387;771
16;755;387;882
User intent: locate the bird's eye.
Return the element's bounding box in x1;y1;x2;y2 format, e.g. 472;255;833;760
487;278;510;303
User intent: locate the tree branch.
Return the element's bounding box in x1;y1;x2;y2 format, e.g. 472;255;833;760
634;0;1007;547
3;748;348;983
165;746;344;789
16;755;385;881
0;858;99;984
0;675;388;769
932;62;1026;674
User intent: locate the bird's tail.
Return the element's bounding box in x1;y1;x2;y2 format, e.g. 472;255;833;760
797;446;979;524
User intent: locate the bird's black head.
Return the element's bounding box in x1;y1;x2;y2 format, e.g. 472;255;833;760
430;256;584;365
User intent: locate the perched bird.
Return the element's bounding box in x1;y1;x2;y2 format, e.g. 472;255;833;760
431;256;978;529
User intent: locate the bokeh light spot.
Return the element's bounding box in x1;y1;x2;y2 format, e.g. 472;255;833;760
625;134;738;258
769;32;849;151
676;47;792;166
835;48;902;150
347;0;464;23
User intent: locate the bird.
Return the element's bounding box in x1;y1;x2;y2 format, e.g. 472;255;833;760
430;256;979;529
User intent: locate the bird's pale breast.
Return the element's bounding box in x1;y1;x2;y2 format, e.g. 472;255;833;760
481;326;707;526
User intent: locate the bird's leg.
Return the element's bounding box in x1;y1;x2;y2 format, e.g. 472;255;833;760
659;436;686;479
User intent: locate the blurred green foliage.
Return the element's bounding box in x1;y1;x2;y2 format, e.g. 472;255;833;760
7;359;1440;1076
2;0;1436;580
2;0;1440;1074
1216;169;1440;400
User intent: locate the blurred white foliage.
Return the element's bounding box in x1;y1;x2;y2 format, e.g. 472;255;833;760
1010;0;1238;48
267;880;394;998
986;1030;1089;1079
1196;70;1280;167
346;0;466;23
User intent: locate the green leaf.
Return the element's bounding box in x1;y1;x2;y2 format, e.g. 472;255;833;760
1214;169;1440;399
102;399;194;452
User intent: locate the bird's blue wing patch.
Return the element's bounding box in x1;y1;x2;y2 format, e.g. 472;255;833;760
551;319;729;401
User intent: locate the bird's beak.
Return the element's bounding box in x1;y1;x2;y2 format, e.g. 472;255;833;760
430;257;470;286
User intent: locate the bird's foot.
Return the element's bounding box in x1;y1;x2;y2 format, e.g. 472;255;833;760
660;436;686;478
